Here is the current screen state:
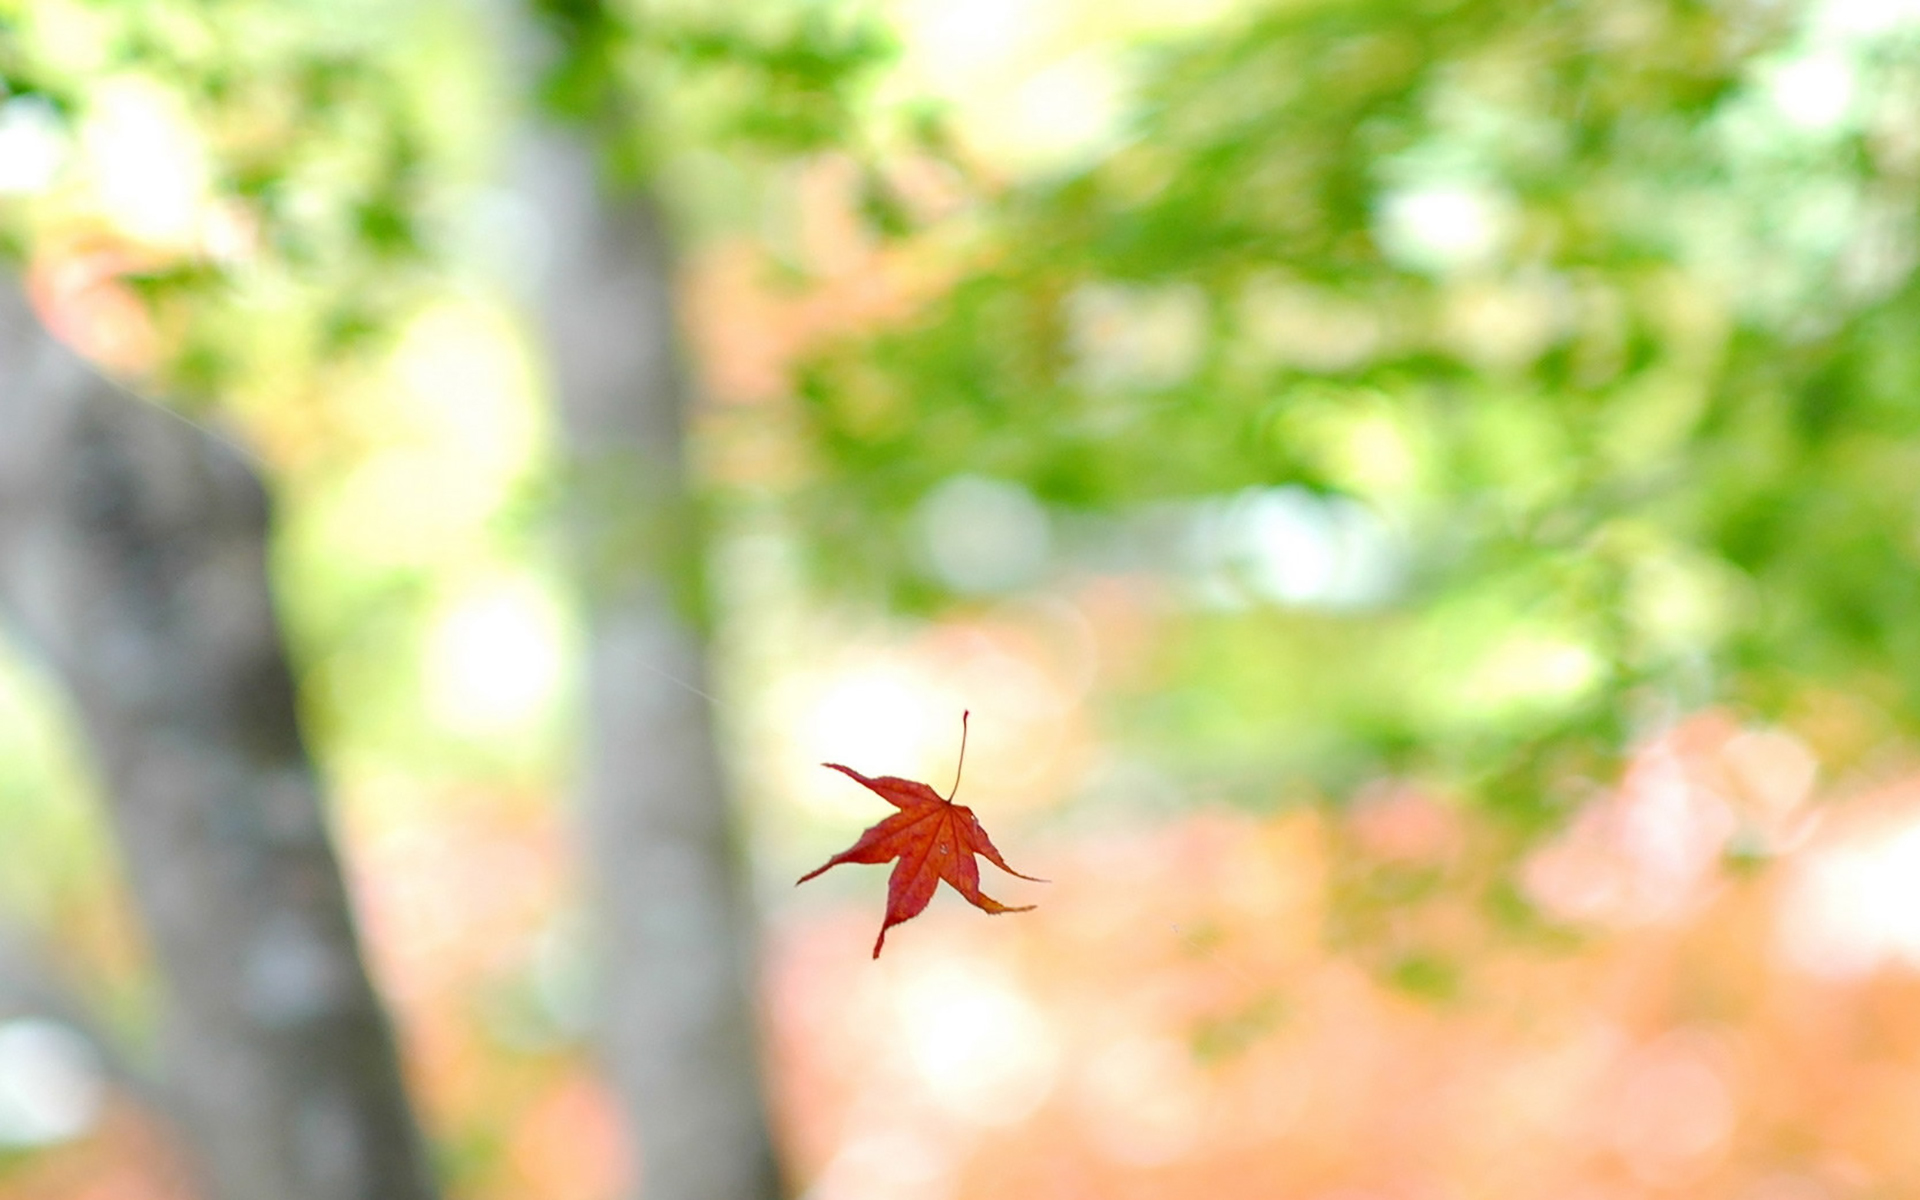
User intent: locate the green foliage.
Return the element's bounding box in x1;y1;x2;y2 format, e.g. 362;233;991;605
793;0;1920;814
0;0;896;391
0;0;460;399
531;0;896;179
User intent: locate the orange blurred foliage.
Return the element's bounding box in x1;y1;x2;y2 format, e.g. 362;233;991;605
767;720;1920;1200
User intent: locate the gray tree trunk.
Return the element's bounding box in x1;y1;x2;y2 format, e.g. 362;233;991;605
522;130;784;1200
0;281;440;1200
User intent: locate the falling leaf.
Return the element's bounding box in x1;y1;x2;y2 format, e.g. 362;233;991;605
799;712;1044;957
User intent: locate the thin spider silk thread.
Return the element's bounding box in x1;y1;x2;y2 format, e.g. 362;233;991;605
632;658;734;712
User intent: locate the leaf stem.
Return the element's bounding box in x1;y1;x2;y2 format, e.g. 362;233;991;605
946;710;970;802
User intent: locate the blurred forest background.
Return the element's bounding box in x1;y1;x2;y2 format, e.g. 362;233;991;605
2;0;1920;1197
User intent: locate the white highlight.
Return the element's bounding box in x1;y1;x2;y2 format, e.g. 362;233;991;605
1375;183;1513;274
1767;52;1856;132
1238;487;1399;607
1006;51;1129;171
1816;0;1920;38
0;97;65;195
904;0;1036;81
81;77;207;247
1189;487;1401;609
423;578;567;738
796;665;959;818
0;1019;104;1147
1779;814;1920;977
896;961;1058;1126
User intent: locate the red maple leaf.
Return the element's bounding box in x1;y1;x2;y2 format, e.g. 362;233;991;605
798;712;1044;957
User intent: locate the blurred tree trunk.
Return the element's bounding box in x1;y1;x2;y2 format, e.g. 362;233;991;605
521;128;784;1200
0;281;440;1200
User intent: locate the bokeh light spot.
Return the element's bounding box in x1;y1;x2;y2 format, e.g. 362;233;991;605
423;576;567;739
895;960;1057;1126
0;1018;104;1147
